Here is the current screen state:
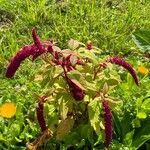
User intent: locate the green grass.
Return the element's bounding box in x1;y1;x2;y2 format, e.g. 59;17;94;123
0;0;150;57
0;0;150;149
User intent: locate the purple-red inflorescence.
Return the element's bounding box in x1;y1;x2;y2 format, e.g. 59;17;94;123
5;28;46;78
31;28;46;60
32;28;43;49
109;56;139;85
5;45;35;78
36;100;47;132
102;100;112;148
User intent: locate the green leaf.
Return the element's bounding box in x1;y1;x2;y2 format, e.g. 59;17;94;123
0;134;6;142
67;69;82;80
141;98;150;112
136;98;143;109
123;131;134;146
106;78;119;86
86;81;98;92
9;123;21;137
67;69;86;88
62;132;79;146
132;29;150;51
80;124;92;139
88;98;101;135
59;98;69;120
133;119;150;149
41;66;56;88
121;111;133;140
78;47;99;64
102;82;109;95
56;117;74;140
112;111;123;141
132;118;141;128
137;111;147;119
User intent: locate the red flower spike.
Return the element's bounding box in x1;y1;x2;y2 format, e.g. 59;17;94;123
32;28;43;50
5;45;35;78
5;28;48;78
36;102;47;132
36;96;47;132
102;100;112;148
31;28;46;60
109;56;139;85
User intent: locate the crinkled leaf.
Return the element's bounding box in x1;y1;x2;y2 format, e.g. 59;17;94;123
78;48;98;64
86;81;97;92
132;29;150;51
59;98;71;120
68;39;80;50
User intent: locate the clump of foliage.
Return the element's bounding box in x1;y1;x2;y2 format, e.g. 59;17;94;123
5;28;140;149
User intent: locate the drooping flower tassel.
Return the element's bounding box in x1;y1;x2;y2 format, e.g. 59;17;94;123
109;56;139;85
102;100;112;148
36;96;47;132
5;45;35;78
6;28;46;78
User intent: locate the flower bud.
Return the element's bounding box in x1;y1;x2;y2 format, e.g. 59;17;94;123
86;41;93;50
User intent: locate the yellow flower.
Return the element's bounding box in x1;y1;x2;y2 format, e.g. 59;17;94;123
138;66;149;75
0;103;16;118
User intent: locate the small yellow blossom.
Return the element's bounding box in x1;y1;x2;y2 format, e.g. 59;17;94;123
0;103;16;118
138;66;149;75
